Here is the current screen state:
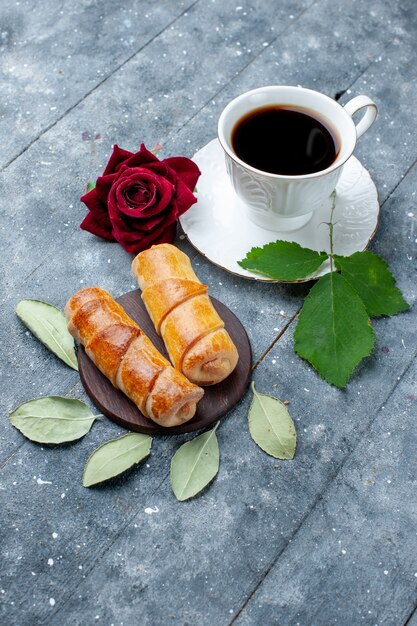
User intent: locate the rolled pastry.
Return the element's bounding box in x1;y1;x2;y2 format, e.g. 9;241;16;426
132;244;239;385
65;287;204;427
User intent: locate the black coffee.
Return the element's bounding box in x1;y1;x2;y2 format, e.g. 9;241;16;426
231;105;339;176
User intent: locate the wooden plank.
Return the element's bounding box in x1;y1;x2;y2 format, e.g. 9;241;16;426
0;0;198;169
233;332;417;626
1;0;417;624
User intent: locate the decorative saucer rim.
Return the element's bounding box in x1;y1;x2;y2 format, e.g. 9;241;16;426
179;139;380;283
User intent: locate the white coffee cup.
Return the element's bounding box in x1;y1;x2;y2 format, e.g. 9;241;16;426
218;85;378;231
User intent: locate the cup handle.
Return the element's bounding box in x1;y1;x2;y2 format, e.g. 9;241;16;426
343;95;378;139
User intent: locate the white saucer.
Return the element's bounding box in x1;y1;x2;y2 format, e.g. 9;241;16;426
179;139;380;282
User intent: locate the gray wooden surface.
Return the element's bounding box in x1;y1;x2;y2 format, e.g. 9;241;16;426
1;1;416;624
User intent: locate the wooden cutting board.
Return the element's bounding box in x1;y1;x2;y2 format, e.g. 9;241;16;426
78;289;252;435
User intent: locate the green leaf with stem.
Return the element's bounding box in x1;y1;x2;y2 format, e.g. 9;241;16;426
334;251;409;317
240;191;408;387
294;272;375;387
238;241;328;280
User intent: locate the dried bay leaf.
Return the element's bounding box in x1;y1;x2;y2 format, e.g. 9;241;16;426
9;396;97;444
16;299;78;370
238;241;328;281
249;382;296;459
83;433;152;487
170;423;220;501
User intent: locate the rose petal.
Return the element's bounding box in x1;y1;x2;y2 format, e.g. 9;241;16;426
163;156;201;191
114;187;158;217
170;177;198;217
80;188;111;227
80;211;115;241
116;165;168;184
122;143;159;169
114;221;177;254
80;188;114;239
111;175;157;211
80;186;97;208
110;170;174;218
109;198;173;235
141;161;174;182
103;144;134;175
125;182;156;207
127;210;174;232
95;173;117;203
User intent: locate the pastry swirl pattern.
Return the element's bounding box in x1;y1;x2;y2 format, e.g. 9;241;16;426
132;244;239;386
65;287;204;427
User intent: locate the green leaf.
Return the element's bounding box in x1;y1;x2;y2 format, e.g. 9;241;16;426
248;382;296;459
86;181;95;192
9;396;96;444
83;433;152;487
294;272;375;387
170;423;220;501
16;299;78;370
238;241;328;280
335;251;409;317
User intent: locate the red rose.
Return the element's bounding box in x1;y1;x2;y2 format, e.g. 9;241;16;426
80;143;200;253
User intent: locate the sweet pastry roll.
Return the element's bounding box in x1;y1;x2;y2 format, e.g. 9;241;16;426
132;243;239;385
65;287;204;427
